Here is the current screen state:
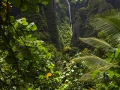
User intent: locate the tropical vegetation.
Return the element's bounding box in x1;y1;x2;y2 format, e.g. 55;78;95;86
1;0;120;90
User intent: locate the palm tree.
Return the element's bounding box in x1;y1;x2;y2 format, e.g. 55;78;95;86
65;10;120;89
89;10;120;46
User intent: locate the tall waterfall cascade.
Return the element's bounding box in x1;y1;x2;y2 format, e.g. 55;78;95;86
67;0;73;32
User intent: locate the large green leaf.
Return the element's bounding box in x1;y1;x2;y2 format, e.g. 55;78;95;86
16;18;28;25
26;22;37;31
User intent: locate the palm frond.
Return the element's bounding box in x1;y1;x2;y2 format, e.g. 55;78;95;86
79;64;113;81
107;17;120;30
90;11;120;46
70;55;110;71
70;55;114;81
105;33;120;46
79;37;112;50
103;11;120;30
74;10;120;83
90;18;119;36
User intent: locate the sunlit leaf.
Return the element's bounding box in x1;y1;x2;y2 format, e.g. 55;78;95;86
107;70;114;79
16;18;28;25
91;70;100;79
26;22;37;31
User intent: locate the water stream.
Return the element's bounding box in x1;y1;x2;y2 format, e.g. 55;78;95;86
67;0;73;32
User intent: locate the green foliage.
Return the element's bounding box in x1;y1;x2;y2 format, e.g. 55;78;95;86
24;12;48;32
58;17;72;47
9;0;49;12
44;0;61;50
71;55;109;70
0;0;63;89
0;18;61;89
89;10;120;46
68;10;120;89
1;0;120;90
61;10;120;90
93;45;120;89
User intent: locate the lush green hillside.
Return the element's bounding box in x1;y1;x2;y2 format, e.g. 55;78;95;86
1;0;120;89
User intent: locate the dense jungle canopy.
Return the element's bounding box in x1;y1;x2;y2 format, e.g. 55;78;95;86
1;0;120;90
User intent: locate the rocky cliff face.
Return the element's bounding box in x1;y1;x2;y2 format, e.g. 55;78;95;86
71;0;120;45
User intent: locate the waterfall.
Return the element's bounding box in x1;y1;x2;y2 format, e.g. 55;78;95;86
67;0;73;32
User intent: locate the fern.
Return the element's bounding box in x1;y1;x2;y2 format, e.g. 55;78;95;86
106;33;120;46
